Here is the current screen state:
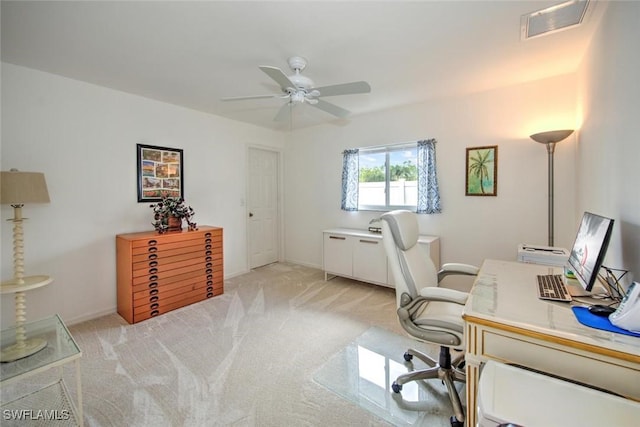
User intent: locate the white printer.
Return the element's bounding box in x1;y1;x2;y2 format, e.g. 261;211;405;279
517;244;569;267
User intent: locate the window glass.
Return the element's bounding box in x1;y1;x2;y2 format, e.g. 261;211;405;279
358;145;417;210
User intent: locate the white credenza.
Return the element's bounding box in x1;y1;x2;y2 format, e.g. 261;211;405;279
323;228;440;288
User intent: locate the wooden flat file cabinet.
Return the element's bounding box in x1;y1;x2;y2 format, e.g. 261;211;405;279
116;226;223;324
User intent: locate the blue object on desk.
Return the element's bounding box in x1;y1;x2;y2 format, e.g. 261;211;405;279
572;306;640;337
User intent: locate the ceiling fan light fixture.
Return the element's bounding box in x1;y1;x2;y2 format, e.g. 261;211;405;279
290;91;306;104
521;0;594;40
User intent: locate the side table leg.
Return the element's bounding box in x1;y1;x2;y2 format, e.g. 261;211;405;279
76;359;83;427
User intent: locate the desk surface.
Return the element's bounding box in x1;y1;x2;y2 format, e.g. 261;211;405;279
462;259;640;363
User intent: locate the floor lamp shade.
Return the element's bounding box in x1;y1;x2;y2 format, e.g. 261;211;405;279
1;169;52;362
530;130;574;145
529;130;574;247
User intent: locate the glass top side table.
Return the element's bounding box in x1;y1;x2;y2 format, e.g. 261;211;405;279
1;314;83;426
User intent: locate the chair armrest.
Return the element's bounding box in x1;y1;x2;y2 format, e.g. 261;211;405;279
419;287;468;305
438;262;480;281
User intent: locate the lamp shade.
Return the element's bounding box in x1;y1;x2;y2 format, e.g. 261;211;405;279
529;129;574;144
1;170;50;205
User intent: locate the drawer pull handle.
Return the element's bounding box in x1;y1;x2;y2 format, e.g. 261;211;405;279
149;296;159;303
149;289;159;296
150;303;159;310
205;233;211;238
207;293;213;298
207;280;213;286
148;261;158;267
149;275;158;281
206;262;213;268
207;275;213;280
205;238;212;244
205;256;212;262
206;269;213;275
205;250;212;256
360;239;378;244
148;268;158;274
150;310;159;317
148;253;158;260
329;236;346;240
207;286;213;293
147;240;158;246
148;282;158;289
205;244;212;250
148;247;158;253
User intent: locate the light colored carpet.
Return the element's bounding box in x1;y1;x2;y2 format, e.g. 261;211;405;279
6;263;462;426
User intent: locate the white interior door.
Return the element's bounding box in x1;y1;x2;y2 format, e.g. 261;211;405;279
248;147;279;269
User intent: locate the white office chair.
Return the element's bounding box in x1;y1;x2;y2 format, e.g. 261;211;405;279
380;210;479;427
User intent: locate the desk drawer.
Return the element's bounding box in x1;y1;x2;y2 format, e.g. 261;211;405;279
479;328;640;400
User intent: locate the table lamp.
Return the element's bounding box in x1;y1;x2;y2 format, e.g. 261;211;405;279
1;169;52;362
529;130;574;246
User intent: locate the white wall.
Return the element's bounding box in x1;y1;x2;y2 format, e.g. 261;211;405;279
1;63;284;325
284;75;578;269
577;1;640;285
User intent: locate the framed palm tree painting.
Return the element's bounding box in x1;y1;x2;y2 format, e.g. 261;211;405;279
466;146;497;196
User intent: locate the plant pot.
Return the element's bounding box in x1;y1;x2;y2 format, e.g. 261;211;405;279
167;215;182;231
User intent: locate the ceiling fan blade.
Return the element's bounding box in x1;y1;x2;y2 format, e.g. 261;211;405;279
221;94;282;102
311;99;351;119
312;81;371;97
274;102;292;122
259;66;298;91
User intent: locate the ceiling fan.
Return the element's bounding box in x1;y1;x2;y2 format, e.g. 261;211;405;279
221;56;371;121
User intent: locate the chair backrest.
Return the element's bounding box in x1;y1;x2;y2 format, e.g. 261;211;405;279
380;210;439;307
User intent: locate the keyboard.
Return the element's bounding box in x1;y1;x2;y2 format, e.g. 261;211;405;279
537;274;572;302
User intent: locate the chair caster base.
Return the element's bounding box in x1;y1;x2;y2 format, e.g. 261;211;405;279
391;382;402;393
450;416;464;427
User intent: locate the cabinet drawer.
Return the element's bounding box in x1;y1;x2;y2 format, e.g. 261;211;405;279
132;240;209;256
133;277;211;305
132;269;214;293
134;280;209;308
132;256;211;278
131;263;214;286
133;292;209;322
132;245;204;263
131;232;207;248
133;251;207;271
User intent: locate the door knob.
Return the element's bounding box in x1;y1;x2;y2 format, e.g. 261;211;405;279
249;212;254;217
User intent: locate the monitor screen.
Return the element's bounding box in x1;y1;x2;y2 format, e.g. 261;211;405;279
567;212;614;292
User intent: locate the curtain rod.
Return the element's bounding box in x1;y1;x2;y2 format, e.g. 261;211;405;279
341;138;436;154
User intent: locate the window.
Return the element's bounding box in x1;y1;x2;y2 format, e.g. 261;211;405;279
358;145;418;211
341;140;441;214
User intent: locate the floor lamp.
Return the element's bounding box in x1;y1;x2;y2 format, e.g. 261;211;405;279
529;130;574;247
1;169;52;362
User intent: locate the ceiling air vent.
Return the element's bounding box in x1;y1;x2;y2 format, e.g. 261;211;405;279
521;0;594;40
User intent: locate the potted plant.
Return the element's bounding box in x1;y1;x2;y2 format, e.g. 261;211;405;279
150;196;197;233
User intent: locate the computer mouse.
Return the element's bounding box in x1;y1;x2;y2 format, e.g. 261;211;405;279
588;304;616;317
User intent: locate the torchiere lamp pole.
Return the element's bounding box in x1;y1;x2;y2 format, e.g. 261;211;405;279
529;130;574;247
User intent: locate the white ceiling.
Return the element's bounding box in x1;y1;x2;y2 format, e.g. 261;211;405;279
1;1;606;131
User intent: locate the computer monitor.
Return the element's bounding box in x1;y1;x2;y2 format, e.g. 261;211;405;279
567;212;614;292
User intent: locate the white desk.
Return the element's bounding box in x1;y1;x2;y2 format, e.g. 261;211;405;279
463;259;640;427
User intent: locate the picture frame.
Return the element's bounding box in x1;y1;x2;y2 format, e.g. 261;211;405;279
137;144;184;202
466;145;497;196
